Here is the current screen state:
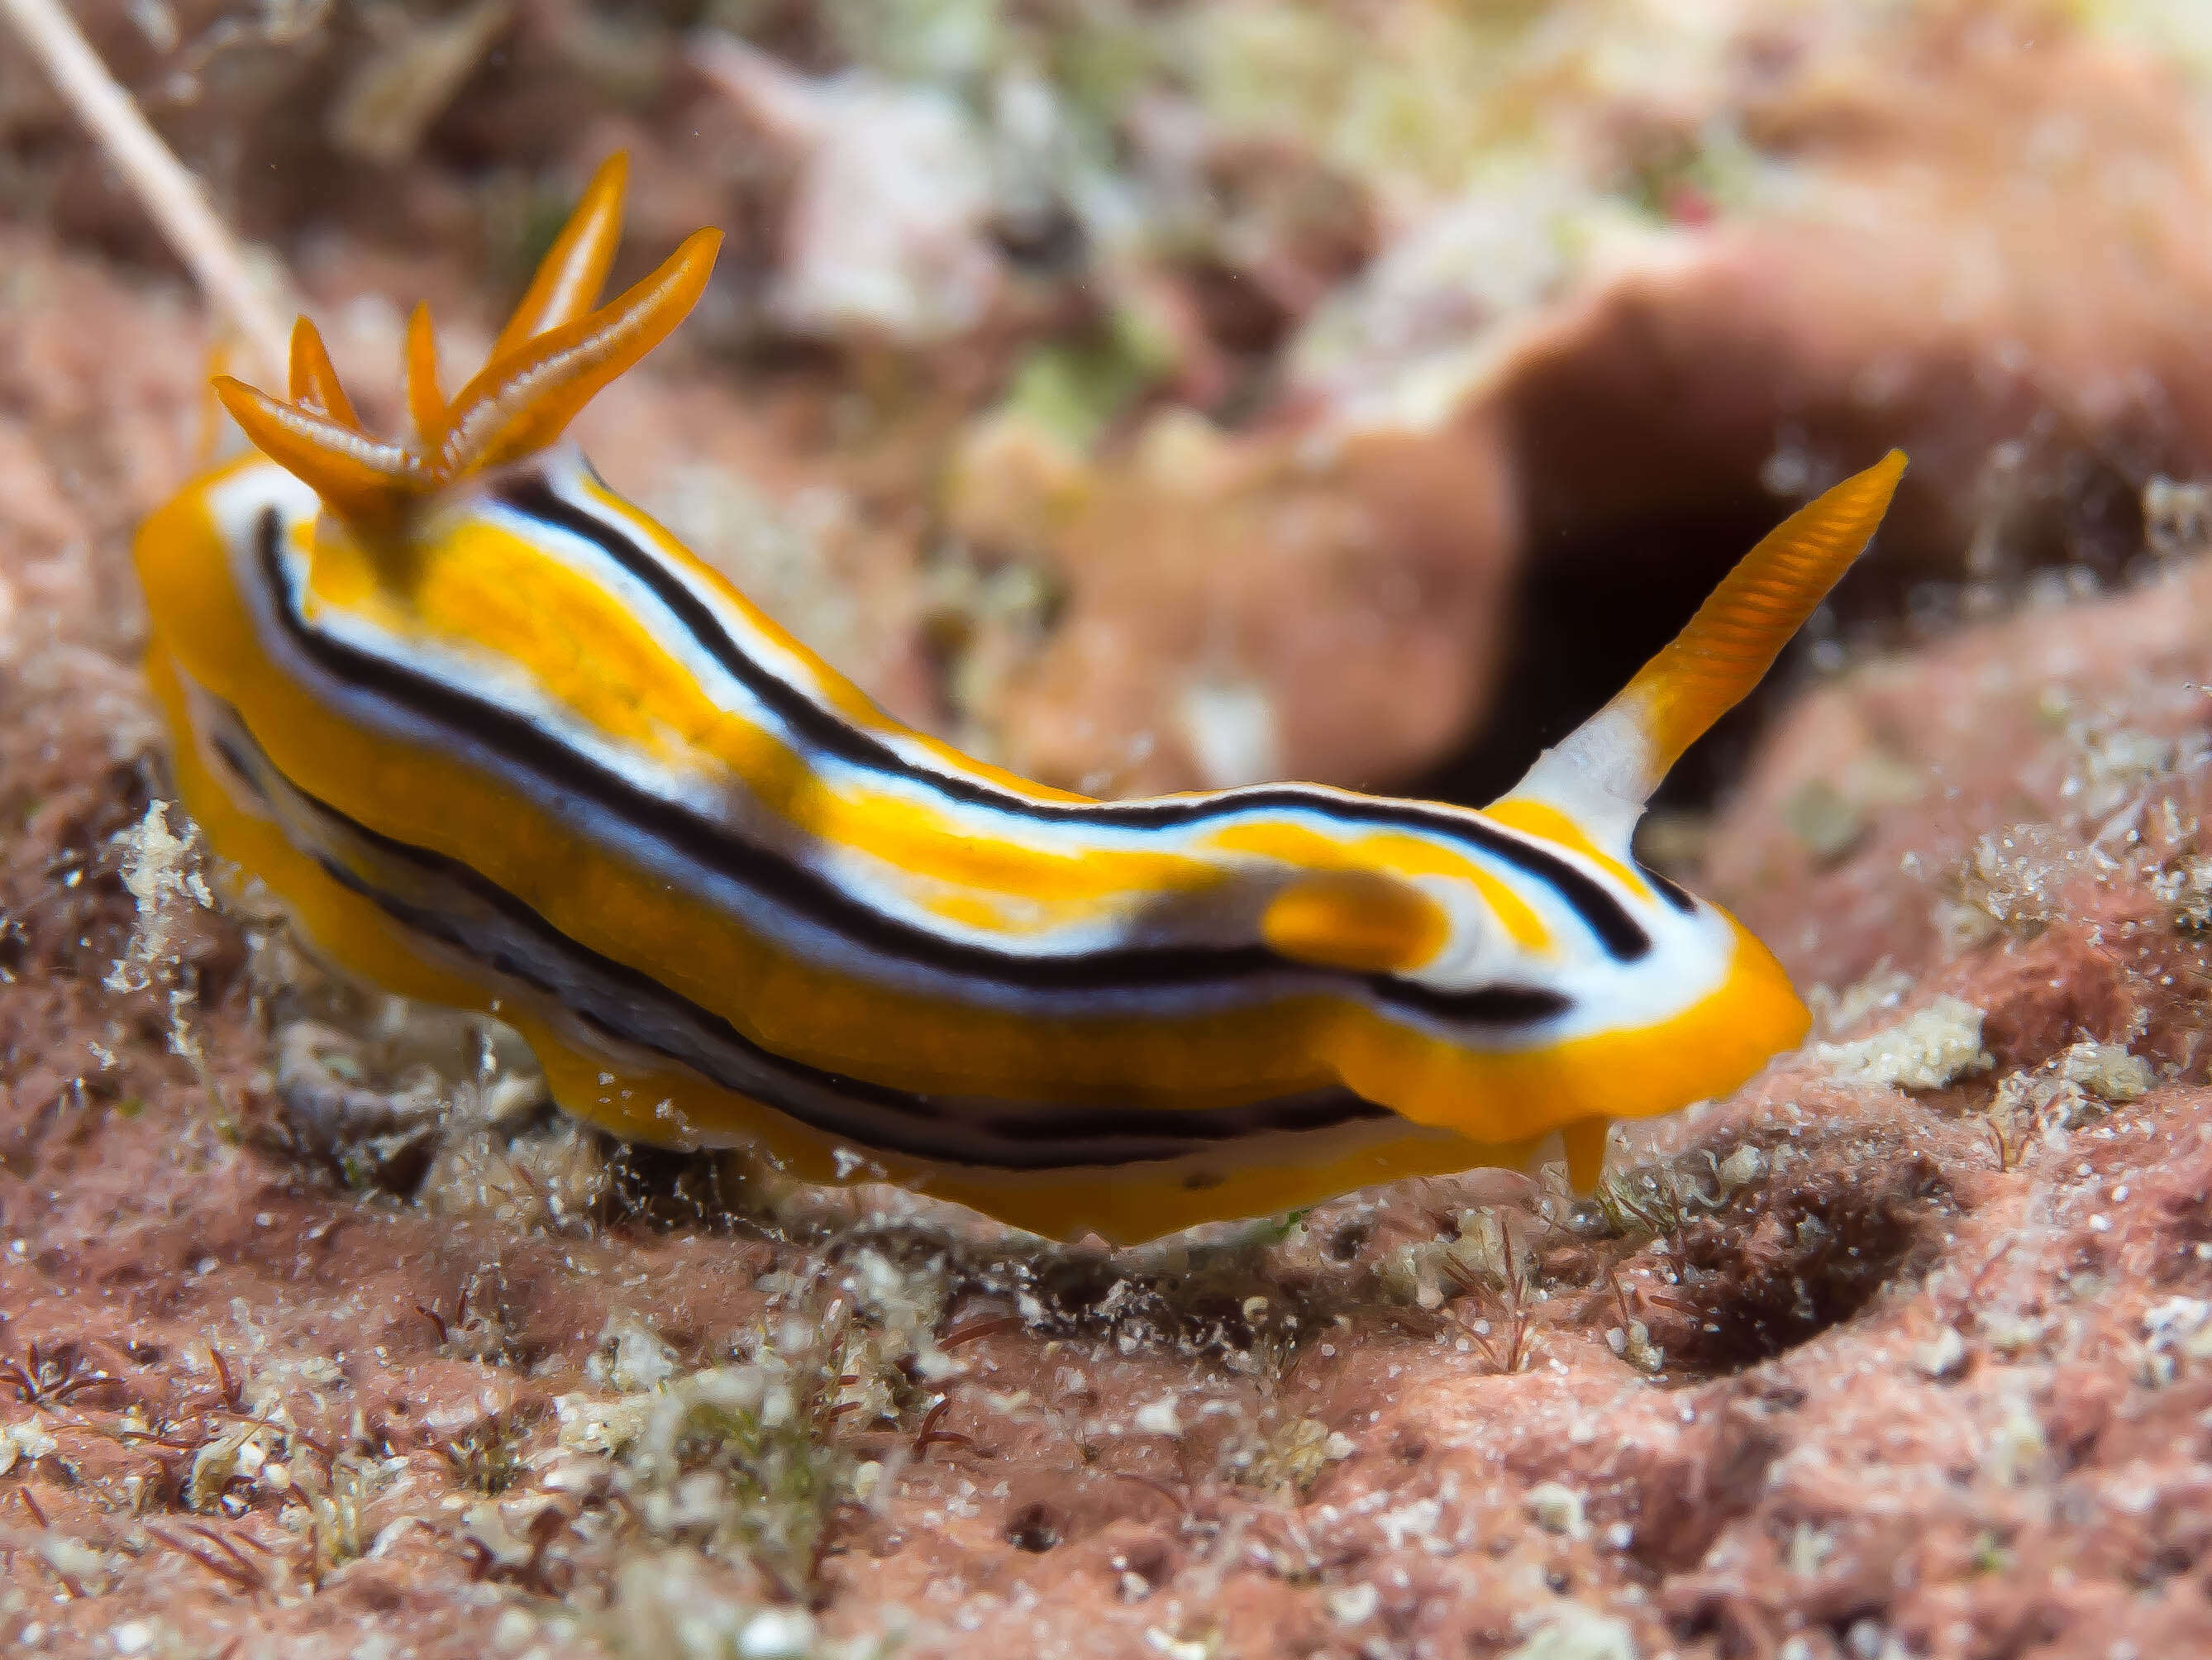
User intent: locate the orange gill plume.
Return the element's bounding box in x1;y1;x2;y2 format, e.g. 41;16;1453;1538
209;152;722;529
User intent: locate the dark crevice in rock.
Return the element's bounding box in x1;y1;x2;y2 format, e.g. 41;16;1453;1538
1641;1142;1956;1377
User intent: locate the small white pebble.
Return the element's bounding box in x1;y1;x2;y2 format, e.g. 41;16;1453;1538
1509;1605;1636;1660
737;1609;817;1660
1914;1327;1967;1380
1325;1583;1380;1625
1718;1143;1766;1190
110;1624;153;1657
493;1609;536;1649
1527;1481;1588;1538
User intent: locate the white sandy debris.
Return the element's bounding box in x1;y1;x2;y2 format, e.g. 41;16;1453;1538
603;1549;889;1659
1806;965;1915;1038
1716;1142;1767;1193
555;1392;653;1457
104;799;214;994
2143;1296;2212;1363
0;1417;58;1476
735;1608;818;1659
1134;1395;1184;1435
2143;475;2212;558
1985;1396;2050;1487
2051;1039;2154;1102
1913;1326;1968;1380
1527;1481;1590;1538
1814;995;1994;1090
592;1319;680;1394
1507;1603;1639;1660
1990;1037;2156;1131
1325;1582;1380;1625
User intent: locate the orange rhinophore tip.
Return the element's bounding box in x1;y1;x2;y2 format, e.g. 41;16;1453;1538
212;151;721;532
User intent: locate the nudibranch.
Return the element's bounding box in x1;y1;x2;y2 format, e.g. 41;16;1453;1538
134;154;1905;1243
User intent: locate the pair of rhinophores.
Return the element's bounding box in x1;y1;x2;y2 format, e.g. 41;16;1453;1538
135;154;1906;1243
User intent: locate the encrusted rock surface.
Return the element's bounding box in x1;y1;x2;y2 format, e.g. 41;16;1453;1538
7;4;2212;1656
6;221;2212;1660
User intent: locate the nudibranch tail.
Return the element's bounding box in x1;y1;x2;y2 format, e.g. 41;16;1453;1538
206;153;720;532
1629;451;1907;780
1512;451;1907;831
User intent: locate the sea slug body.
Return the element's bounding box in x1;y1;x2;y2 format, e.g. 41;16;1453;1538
134;154;1905;1243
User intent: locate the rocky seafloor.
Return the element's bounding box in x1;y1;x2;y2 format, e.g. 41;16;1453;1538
7;2;2212;1656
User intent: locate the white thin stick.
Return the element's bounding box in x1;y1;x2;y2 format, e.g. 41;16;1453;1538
1;0;293;382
